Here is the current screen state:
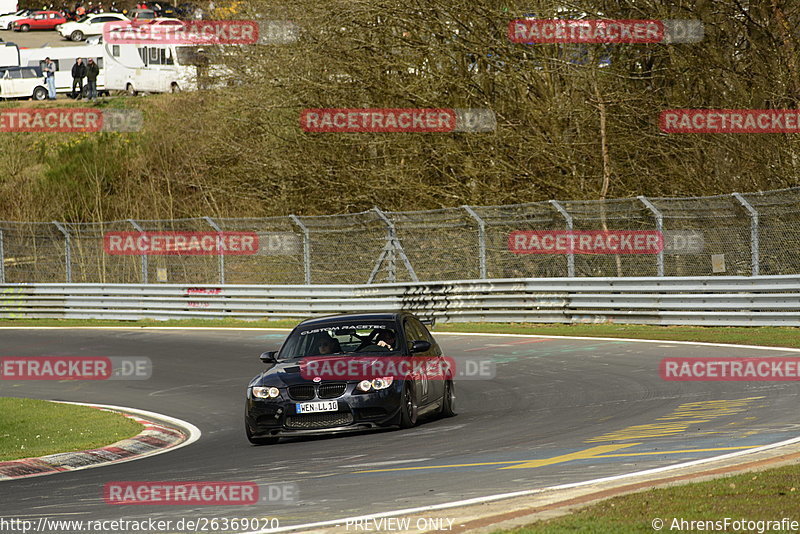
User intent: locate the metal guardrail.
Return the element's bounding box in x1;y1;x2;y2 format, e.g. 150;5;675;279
1;275;799;326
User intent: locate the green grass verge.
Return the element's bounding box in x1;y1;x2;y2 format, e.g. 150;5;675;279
497;466;800;533
0;398;143;462
1;319;799;349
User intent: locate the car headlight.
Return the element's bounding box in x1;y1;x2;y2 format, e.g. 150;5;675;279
357;377;394;392
252;386;280;399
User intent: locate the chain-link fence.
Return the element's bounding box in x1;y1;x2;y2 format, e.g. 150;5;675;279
1;188;798;284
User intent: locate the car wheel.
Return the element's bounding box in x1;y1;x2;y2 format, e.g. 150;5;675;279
245;422;279;445
19;24;30;32
70;30;84;40
126;83;137;96
440;379;456;417
399;383;418;428
170;82;180;93
32;86;48;101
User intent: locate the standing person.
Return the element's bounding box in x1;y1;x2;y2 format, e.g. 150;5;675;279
85;58;99;101
71;58;86;99
42;57;57;100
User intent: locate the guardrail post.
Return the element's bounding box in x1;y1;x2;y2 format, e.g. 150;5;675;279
290;215;311;284
462;205;487;279
638;196;664;277
52;221;72;283
203;216;225;284
549;200;575;277
127;219;148;283
732;192;759;276
0;229;5;284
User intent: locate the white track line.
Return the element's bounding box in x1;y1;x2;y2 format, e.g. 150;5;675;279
1;325;799;353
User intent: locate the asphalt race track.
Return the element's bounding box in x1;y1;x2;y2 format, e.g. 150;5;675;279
1;328;800;531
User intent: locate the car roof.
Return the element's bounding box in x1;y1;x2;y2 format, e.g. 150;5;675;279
297;312;405;328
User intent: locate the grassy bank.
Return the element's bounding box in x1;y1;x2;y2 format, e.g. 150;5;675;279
497;464;800;534
0;398;143;461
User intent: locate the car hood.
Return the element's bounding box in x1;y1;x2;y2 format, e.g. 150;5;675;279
251;355;387;387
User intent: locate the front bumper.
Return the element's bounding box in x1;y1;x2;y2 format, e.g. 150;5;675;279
245;381;403;438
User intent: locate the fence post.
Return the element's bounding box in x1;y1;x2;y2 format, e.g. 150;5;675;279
638;196;664;277
52;221;72;283
462;205;487;279
373;208;397;282
549;200;575;277
203;216;225;284
127;219;148;283
732;192;759;276
0;229;4;284
290;215;311;284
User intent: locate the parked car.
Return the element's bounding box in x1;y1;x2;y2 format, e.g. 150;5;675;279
12;11;67;32
0;9;31;30
0;65;48;100
125;8;156;23
57;12;128;41
145;2;176;18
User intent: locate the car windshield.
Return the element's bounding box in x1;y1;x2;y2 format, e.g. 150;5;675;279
277;321;399;361
77;15;90;22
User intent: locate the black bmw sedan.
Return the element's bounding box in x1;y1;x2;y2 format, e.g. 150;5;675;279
245;312;456;445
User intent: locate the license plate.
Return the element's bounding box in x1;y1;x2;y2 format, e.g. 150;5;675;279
296;401;338;414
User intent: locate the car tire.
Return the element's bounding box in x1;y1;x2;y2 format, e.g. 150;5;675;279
440;379;456;417
32;86;48;100
170;82;180;93
126;83;137;96
19;24;29;32
70;30;84;41
245;423;279;445
399;383;418;428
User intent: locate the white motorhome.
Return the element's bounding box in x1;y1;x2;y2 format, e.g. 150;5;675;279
20;44;106;96
0;41;20;67
103;41;206;94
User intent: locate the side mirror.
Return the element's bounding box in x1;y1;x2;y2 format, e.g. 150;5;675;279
260;351;277;363
410;340;431;354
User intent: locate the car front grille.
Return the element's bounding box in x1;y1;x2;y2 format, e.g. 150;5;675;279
285;412;354;429
287;385;315;401
318;382;347;399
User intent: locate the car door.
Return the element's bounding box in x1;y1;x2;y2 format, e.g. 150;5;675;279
0;69;16;98
88;16;113;35
31;13;46;29
402;317;443;408
7;68;23;97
